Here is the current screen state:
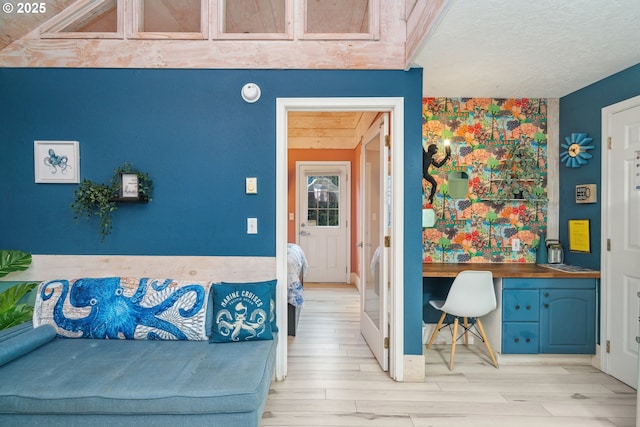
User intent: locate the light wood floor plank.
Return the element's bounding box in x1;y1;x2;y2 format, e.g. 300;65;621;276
263;283;636;426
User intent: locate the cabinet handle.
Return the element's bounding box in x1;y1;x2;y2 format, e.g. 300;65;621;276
526;305;531;310
544;292;549;298
525;338;531;343
514;337;520;343
515;305;520;310
544;303;549;309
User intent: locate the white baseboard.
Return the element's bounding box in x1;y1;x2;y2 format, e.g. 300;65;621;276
350;272;360;293
403;354;425;381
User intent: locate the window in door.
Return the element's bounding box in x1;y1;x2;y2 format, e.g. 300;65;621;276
306;175;340;227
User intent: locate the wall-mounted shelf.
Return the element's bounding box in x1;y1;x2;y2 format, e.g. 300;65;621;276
480;198;546;202
109;196;148;203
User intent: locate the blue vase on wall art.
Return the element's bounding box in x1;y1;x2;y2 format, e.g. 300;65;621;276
536;234;548;264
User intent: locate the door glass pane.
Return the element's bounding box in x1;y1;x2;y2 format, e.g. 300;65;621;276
364;139;380;326
307;175;339;227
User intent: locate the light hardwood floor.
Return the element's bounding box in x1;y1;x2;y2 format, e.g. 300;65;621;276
264;284;636;426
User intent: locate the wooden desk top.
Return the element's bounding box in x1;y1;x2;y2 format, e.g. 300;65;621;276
423;263;600;279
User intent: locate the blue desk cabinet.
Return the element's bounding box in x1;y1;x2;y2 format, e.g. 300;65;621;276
502;278;596;354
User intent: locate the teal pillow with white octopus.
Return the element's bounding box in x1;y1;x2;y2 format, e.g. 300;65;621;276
210;282;273;343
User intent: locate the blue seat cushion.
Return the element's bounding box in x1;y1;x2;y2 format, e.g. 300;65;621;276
0;335;276;415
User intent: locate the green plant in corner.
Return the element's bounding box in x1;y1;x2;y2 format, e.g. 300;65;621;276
0;250;37;330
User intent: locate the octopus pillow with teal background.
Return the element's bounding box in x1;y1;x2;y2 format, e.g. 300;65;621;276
210;282;273;343
221;279;277;333
33;277;212;340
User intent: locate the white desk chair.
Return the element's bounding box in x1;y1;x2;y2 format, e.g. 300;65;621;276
426;270;499;370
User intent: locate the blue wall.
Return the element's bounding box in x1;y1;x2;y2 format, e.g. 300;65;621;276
0;68;425;355
559;63;640;267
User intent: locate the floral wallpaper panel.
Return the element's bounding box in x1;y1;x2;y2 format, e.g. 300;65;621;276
422;97;548;263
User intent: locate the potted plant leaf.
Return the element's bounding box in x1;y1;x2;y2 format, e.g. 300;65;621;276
0;250;38;330
71;163;153;241
501;138;544;200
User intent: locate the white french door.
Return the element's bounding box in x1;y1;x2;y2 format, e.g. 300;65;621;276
360;114;390;371
297;162;350;283
602;96;640;388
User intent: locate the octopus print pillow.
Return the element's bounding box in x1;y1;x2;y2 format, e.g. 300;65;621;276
220;279;277;333
210;282;273;343
33;277;212;340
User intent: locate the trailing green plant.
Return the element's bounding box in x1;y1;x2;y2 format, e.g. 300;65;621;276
71;163;153;241
0;250;37;330
71;180;116;241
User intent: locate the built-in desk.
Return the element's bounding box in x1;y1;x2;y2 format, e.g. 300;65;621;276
422;263;600;356
423;263;600;279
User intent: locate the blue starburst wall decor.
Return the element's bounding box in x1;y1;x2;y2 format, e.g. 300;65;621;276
560;133;595;168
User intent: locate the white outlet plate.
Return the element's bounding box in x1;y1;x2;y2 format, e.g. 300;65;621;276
247;218;258;234
512;238;520;252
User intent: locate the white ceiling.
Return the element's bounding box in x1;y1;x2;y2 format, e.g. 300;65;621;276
412;0;640;98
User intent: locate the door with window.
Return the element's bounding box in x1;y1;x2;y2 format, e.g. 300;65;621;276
297;162;350;283
360;115;390;371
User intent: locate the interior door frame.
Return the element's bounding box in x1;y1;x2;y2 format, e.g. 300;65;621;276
296;161;351;283
600;94;640;380
276;97;405;381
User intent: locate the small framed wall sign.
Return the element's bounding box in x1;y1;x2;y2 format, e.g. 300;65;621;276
34;140;80;183
568;219;591;253
120;173;139;198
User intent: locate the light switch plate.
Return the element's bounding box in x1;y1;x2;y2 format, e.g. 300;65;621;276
246;177;257;194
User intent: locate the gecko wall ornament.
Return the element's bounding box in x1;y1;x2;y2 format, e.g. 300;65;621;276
560;133;595;168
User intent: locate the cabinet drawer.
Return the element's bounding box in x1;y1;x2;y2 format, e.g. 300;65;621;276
502;322;539;354
503;290;539;322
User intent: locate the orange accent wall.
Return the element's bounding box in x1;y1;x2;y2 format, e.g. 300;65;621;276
288;148;361;279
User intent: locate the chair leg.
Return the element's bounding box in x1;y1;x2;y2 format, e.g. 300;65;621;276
449;317;459;370
476;318;498;368
426;311;446;348
463;317;469;346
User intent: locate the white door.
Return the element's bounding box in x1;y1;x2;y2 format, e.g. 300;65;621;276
603;97;640;388
297;162;350;283
360;115;390;371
